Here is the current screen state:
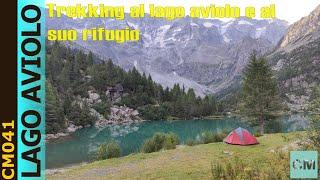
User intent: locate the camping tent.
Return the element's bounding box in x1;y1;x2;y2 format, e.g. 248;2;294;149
224;127;259;145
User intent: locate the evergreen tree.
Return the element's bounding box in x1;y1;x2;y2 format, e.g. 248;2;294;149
86;51;94;66
58;58;72;91
186;89;197;117
241;53;282;134
46;80;65;133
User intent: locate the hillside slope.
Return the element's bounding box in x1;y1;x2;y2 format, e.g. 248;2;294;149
267;5;320;111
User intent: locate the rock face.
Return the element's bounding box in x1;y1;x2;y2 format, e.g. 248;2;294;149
87;90;101;104
279;5;320;49
95;105;142;127
267;5;320;111
85;90;142;127
105;84;124;102
46;12;288;96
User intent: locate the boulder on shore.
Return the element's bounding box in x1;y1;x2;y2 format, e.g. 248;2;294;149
95;105;142;127
46;123;83;142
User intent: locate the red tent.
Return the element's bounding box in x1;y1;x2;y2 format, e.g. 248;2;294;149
224;127;259;145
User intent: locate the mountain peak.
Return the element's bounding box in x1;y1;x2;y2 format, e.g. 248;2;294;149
279;4;320;49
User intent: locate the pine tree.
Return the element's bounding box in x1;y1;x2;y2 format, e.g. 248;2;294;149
58;58;72;91
46;80;65;133
186;89;197;117
241;53;282;134
86;51;94;66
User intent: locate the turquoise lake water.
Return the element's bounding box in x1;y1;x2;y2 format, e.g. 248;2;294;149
46;114;309;169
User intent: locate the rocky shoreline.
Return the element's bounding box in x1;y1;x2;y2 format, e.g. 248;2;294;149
46;105;142;142
46;88;143;142
46;123;83;141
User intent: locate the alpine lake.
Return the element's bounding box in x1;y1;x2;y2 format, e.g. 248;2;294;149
46;114;309;169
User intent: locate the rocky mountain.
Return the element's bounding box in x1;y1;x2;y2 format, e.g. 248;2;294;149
267;5;320;111
279;5;320;49
46;12;288;96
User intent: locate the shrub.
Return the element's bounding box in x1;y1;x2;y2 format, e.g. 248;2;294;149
201;131;215;144
105;141;121;159
212;131;227;142
96;143;107;160
201;131;226;144
152;133;167;151
254;132;262;137
96;141;121;160
163;133;179;150
186;139;198;146
141;132;180;153
141;138;156;153
141;133;165;153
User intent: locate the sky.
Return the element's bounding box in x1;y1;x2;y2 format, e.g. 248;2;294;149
45;0;320;24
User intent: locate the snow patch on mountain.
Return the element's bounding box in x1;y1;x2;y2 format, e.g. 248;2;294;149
190;22;199;27
127;21;139;29
220;21;233;34
238;20;253;25
134;60;138;69
223;35;231;43
155;25;171;47
142;33;152;47
203;22;214;28
255;27;266;38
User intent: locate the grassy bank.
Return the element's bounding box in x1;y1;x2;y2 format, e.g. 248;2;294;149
47;132;304;180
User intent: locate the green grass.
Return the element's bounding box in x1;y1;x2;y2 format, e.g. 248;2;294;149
47;132;304;180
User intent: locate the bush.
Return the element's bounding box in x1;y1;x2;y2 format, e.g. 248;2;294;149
163;133;179;150
106;141;121;159
254;132;262;137
213;131;227;142
201;131;215;144
185;139;198;146
96;141;121;160
200;131;227;144
141;132;180;153
141;133;166;153
152;133;167;151
141;139;157;153
96;143;107;160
